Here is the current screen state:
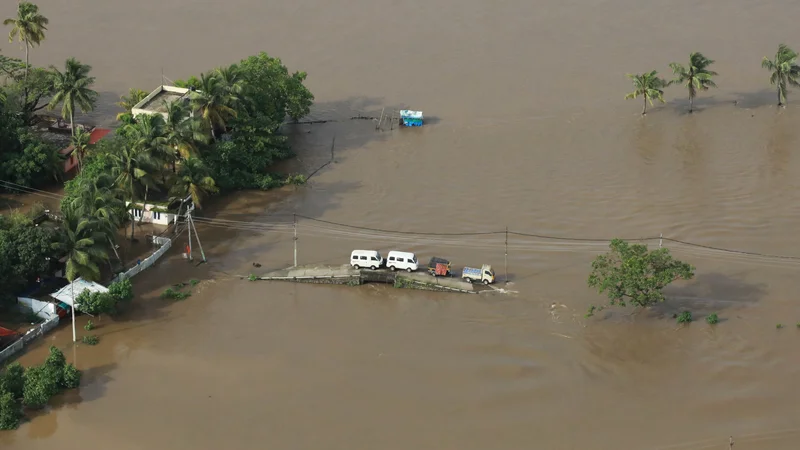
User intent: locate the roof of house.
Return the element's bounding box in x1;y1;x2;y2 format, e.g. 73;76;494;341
59;128;112;156
50;278;109;309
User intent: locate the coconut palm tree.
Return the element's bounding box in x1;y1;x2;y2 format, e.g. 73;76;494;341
669;52;718;113
116;88;147;121
624;70;667;115
215;65;244;98
65;174;125;263
51;205;108;342
164;101;208;171
190;72;237;139
3;2;48;89
108;139;160;241
69;126;91;170
48;57;97;136
762;44;800;107
169;157;218;209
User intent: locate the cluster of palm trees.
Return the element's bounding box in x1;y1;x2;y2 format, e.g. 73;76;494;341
626;45;800;114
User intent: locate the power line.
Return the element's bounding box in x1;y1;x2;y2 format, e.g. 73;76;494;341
0;180;63;201
295;215;503;236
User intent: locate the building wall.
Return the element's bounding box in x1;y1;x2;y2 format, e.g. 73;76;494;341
126;202;176;226
18;297;58;320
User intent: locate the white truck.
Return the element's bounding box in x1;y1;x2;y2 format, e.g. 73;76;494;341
461;265;496;285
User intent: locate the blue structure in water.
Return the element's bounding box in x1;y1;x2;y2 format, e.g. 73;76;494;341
399;110;424;127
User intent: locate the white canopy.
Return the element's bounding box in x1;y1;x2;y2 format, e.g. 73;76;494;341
50;278;109;309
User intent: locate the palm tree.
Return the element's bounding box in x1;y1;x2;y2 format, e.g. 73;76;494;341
108;140;160;241
3;2;48;89
116;88;148;121
170;157;218;209
51;205;108;342
69;127;91;170
215;65;244;98
624;70;667;115
164;101;208;171
49;57;97;136
669;52;718;113
762;44;800;106
190;72;237;139
65;174;125;263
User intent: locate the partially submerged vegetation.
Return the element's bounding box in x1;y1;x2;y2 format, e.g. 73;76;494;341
0;347;81;430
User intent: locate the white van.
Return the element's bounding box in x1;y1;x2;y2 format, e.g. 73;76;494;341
350;250;384;270
386;251;418;272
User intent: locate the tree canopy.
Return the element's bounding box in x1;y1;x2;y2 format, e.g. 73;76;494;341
624;70;667;115
762;44;800;106
587;239;695;310
669;52;718;113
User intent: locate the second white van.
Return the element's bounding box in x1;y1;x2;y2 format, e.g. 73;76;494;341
386;251;418;272
350;250;384;270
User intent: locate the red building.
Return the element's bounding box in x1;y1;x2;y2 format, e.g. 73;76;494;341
59;127;112;174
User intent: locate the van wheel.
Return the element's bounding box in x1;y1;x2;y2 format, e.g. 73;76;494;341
406;267;413;273
483;279;490;285
353;264;360;270
390;265;396;271
370;265;377;270
465;278;472;284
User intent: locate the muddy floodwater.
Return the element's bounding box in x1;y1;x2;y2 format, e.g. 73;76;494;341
3;0;800;448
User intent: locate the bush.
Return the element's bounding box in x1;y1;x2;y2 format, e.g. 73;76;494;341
161;288;191;301
108;278;133;303
43;347;66;386
0;363;25;400
76;290;116;315
0;390;22;430
61;364;81;389
84;320;94;331
82;335;99;345
23;366;58;409
705;313;719;325
676;311;692;324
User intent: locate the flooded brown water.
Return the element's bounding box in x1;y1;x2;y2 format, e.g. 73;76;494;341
3;0;800;448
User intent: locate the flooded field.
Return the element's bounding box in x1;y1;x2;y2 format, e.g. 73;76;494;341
3;0;800;448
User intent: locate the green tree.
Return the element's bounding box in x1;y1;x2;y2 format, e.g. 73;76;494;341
0;390;22;430
237;52;314;122
170;157;218;209
0;362;25;400
588;239;695;309
108;278;133;303
762;44;800;106
43;346;66;386
61;364;80;389
48;57;97;136
3;1;48;90
624;70;667;115
669;52;718;113
164;100;207;170
64;173;125;263
108;139;159;240
190;72;237;139
75;290;115;315
69;126;91;170
115;88;147;121
22;365;57;409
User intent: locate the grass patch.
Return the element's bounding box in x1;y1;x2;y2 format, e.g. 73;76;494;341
776;323;783;329
82;335;99;345
248;274;258;281
189;279;200;286
676;311;692;324
161;288;191;301
705;313;719;325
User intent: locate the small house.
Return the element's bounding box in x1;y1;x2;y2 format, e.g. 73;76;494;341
399;110;424;127
126;201;177;226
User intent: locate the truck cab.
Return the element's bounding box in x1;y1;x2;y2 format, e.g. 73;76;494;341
462;264;495;285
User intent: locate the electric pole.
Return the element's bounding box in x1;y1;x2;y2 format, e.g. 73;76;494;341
504;226;508;285
293;213;298;267
186;199;206;263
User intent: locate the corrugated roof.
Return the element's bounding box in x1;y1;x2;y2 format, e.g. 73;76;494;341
50;278;109;309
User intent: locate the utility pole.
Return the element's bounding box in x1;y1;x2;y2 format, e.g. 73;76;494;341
293;213;298;267
186;200;206;262
659;233;663;248
504;226;509;285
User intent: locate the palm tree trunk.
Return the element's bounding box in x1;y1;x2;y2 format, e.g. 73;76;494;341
130;178;136;241
71;281;76;342
70;109;75;137
642;97;647;115
23;42;29;100
138;186;148;225
689;95;693;113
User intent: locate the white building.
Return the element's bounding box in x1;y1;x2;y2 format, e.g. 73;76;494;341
131;85;192;120
126;201;177;226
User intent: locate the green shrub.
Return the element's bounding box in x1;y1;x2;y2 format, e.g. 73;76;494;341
776;323;783;329
108;278;134;303
76;290;116;315
23;366;58;409
84;320;95;331
705;313;719;325
82;335;99;345
61;364;81;389
189;279;200;286
43;347;66;386
0;363;25;400
676;311;693;324
0;390;22;430
160;288;190;300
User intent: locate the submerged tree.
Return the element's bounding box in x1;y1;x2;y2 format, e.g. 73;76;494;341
115;88;147;121
170;157;218;209
587;239;695;311
762;44;800;106
669;52;718;113
624;70;667;115
3;1;48;89
49;57;97;136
